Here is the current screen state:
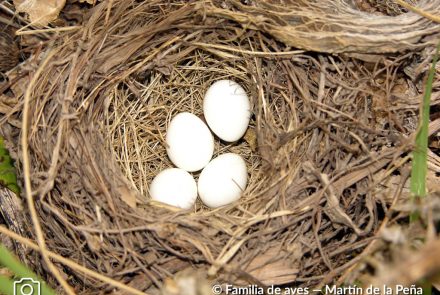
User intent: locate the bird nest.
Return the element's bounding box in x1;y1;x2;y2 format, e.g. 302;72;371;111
2;0;440;294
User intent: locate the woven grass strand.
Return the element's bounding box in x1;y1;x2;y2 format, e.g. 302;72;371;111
0;0;439;293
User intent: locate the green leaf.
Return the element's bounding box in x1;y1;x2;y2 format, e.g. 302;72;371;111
0;275;15;295
0;136;20;195
410;42;440;206
419;278;432;295
409;42;440;295
0;245;56;295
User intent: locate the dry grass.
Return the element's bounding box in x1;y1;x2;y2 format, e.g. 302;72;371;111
0;0;439;294
102;51;260;210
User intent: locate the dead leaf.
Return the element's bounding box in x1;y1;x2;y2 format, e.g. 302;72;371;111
83;232;102;252
116;184;137;209
6;69;28;99
243;127;257;152
13;0;66;26
0;95;15;114
369;238;440;288
156;65;172;76
241;246;299;285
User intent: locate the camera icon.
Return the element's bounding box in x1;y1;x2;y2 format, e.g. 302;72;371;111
13;278;40;295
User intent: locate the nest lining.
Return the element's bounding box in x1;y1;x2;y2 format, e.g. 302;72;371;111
1;0;440;293
102;51;262;211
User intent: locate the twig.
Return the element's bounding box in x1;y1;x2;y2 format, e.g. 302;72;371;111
393;0;440;23
15;26;81;36
191;42;304;57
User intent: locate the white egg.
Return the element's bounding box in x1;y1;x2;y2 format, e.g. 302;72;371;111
198;153;248;208
203;80;251;142
150;168;197;209
166;112;214;172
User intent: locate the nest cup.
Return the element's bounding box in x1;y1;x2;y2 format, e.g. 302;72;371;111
5;0;440;293
104;53;260;211
19;2;289;291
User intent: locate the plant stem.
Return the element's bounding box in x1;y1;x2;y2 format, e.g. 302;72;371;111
410;42;440;221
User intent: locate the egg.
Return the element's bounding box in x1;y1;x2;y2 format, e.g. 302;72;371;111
150;168;197;209
198;153;248;208
166;112;214;172
203;80;251;142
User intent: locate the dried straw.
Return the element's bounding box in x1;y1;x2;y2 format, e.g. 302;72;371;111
1;0;440;293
